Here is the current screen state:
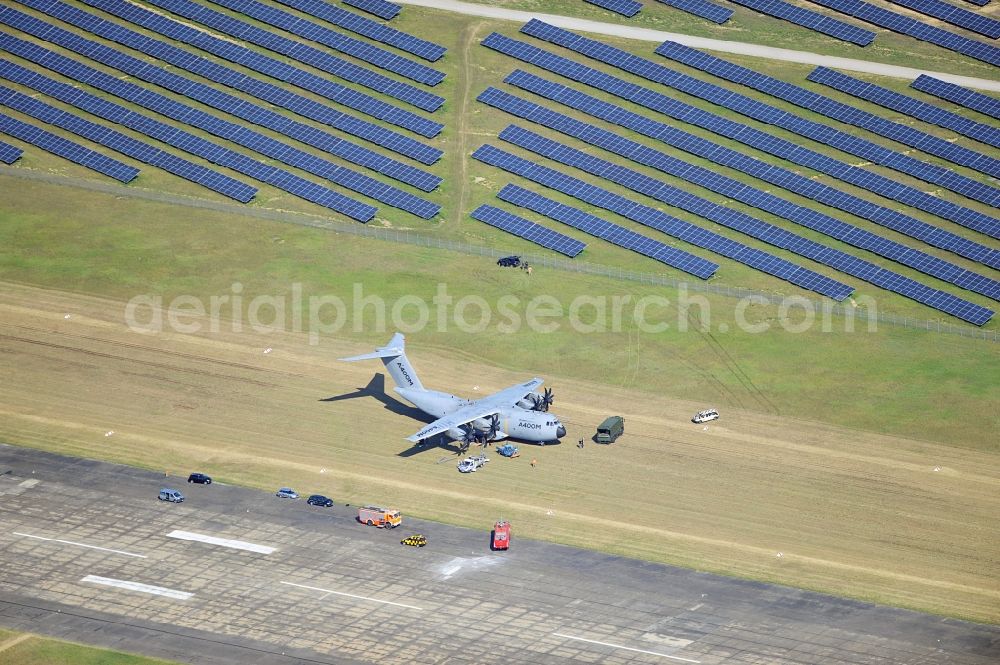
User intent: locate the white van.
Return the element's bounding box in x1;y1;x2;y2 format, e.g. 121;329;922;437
158;488;185;503
692;409;719;424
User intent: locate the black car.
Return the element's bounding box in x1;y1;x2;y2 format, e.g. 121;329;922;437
307;494;334;507
187;473;212;484
497;255;521;268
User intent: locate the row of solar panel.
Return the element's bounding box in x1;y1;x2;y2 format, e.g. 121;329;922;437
518;20;1000;209
471;204;587;257
884;0;1000;39
204;0;444;85
140;0;446;112
654;0;733;24
0;111;139;181
501;69;999;269
584;0;644;17
473;143;857;300
498;184;721;278
0;33;440;219
654;40;1000;178
478;88;1000;300
0;136;21;163
0;82;258;202
805;0;1000;66
910;75;1000;122
343;0;402;21
724;0;875;45
479;32;999;240
496;123;995;324
272;0;445;61
26;0;445;140
0;58;377;221
808;67;1000;150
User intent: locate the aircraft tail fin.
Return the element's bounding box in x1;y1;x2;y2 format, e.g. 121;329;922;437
339;333;425;391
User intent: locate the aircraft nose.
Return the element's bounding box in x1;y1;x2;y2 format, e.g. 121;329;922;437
556;424;566;438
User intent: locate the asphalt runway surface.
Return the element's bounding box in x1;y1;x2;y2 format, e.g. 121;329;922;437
1;444;998;664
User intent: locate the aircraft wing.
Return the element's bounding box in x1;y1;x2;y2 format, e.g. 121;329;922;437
406;378;544;442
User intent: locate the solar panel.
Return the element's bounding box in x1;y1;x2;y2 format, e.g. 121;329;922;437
0;21;437;218
67;0;441;159
140;0;445;113
272;0;445;61
472;143;855;301
911;75;1000;121
0;81;257;202
503;69;999;270
480;86;1000;297
805;0;1000;66
498;184;719;278
0;137;21;163
884;0;1000;39
481;31;1000;239
584;0;644;17
724;0;875;44
0;111;139;183
655;41;1000;178
470;204;587;257
342;0;402;20
959;0;990;7
516;20;1000;208
808;67;1000;150
203;0;445;84
654;0;733;23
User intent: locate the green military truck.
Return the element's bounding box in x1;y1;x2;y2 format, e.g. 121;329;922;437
595;416;624;444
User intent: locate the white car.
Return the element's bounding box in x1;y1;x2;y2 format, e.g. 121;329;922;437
692;409;720;424
457;455;489;473
275;487;299;499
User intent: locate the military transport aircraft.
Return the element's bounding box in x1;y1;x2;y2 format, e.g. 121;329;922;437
340;333;566;449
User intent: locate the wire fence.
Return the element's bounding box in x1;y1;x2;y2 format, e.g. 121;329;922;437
5;168;997;342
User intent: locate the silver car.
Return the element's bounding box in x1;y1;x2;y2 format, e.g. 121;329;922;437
275;487;299;499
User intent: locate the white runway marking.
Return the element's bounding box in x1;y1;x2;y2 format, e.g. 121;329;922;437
280;581;423;610
81;575;192;600
166;530;276;554
13;532;147;558
552;633;701;663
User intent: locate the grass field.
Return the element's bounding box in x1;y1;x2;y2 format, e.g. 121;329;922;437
0;631;178;665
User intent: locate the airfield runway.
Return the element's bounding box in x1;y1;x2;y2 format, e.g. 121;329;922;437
1;445;998;665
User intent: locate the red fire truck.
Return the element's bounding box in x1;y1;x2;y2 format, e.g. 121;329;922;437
491;520;511;550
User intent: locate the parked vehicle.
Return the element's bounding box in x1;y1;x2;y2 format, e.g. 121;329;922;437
158;488;184;503
401;534;427;547
307;494;333;507
358;505;401;528
692;409;720;424
457;454;489;473
275;488;299;499
187;472;212;484
595;416;625;444
492;520;511;551
497;255;521;268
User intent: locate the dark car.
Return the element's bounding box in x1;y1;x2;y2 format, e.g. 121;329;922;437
497;255;521;268
307;494;333;507
187;473;212;484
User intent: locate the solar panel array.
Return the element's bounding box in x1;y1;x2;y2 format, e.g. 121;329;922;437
960;0;990;7
497;123;995;322
204;0;444;85
0;111;139;183
724;0;875;44
140;0;445;113
0;54;376;222
805;0;1000;66
584;0;644;17
497;184;719;278
654;0;734;24
470;205;587;257
65;0;442;157
479;88;1000;300
911;75;1000;121
503;69;999;269
517;21;1000;208
342;0;402;20
0;138;22;164
480;32;1000;239
808;67;1000;150
884;0;1000;38
655;40;1000;178
0;80;257;202
472;143;855;301
272;0;445;61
